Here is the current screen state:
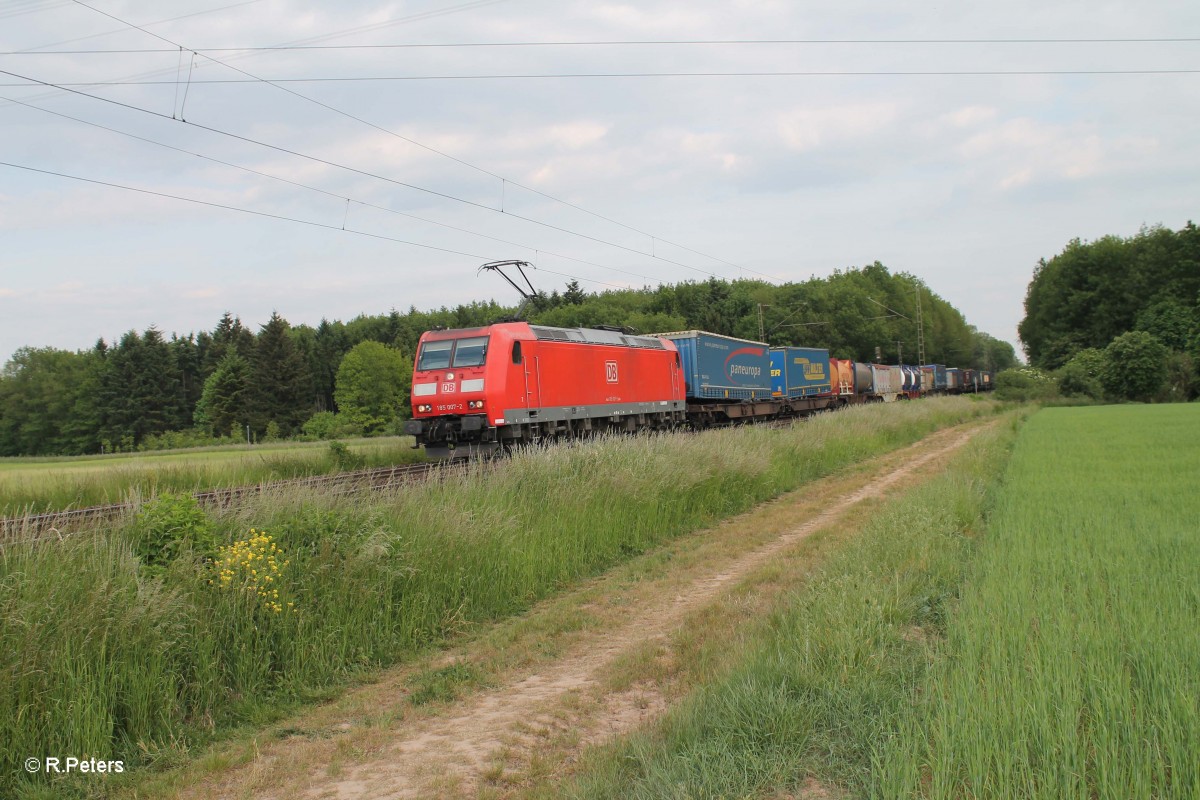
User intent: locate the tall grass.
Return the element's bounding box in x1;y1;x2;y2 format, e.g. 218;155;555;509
872;404;1200;799
567;412;1018;800
0;437;425;514
0;398;996;796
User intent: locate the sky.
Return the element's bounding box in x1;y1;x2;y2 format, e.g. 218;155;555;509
2;0;1198;364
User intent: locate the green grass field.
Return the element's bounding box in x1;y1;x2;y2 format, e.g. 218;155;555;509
0;398;997;798
0;437;425;513
874;404;1200;799
568;403;1199;800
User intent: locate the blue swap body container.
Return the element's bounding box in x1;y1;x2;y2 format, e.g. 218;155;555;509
656;330;772;400
770;347;833;399
923;363;948;390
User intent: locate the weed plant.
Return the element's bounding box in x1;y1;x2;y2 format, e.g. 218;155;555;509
0;398;996;795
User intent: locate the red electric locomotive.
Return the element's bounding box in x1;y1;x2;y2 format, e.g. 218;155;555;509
403;321;687;458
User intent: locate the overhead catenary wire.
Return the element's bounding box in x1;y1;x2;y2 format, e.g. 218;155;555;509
5;36;1200;54
867;297;912;321
14;0;266;52
13;0;504;54
0;1;72;22
58;0;766;283
0;93;660;286
5;68;1197;84
0;159;634;293
0;66;726;282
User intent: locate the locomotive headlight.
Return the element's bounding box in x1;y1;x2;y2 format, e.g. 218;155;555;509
417;404;432;413
468;400;483;409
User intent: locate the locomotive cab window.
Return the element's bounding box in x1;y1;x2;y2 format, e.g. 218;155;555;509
417;340;453;371
451;336;489;367
511;341;523;364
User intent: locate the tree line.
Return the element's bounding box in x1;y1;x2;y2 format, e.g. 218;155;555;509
0;265;1015;457
1016;222;1200;402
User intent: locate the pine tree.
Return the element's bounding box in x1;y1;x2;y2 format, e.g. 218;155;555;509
202;312;256;378
171;333;204;414
97;331;142;448
61;342;108;454
313;318;349;413
250;312;310;436
563;279;586;305
194;351;251;436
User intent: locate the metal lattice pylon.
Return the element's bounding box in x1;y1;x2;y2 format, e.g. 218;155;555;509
915;285;927;367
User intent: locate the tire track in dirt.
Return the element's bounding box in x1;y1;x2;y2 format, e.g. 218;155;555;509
277;420;995;800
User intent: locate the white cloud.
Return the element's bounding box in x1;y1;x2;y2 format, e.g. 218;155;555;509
777;103;902;152
999;168;1034;190
941;106;999;129
546;122;609;150
585;3;715;34
956;118;1158;190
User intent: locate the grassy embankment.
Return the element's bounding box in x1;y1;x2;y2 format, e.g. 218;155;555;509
568;403;1199;800
0;397;997;798
0;437;425;514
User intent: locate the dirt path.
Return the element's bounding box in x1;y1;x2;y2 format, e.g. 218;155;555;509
183;420;995;800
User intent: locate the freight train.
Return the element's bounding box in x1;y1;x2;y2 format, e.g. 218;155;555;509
402;322;993;459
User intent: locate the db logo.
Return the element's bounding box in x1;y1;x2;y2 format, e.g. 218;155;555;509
441;382;456;393
605;361;619;383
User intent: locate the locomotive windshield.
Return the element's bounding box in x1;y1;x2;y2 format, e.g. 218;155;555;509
416;336;489;371
452;337;488;367
416;340;452;370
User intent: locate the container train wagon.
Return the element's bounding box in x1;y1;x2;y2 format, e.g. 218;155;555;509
405;322;992;458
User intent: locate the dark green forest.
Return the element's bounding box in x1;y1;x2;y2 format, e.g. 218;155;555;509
1015;222;1200;403
0;264;1014;456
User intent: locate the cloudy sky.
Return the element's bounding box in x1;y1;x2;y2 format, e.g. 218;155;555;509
2;0;1197;363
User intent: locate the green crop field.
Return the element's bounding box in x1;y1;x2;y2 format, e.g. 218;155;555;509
0;437;425;513
874;404;1200;799
569;403;1199;800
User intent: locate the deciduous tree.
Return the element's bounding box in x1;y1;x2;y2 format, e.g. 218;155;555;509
1101;331;1169;402
334;341;412;434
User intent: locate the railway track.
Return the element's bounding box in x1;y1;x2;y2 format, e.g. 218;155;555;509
1;418;804;547
0;462;444;546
